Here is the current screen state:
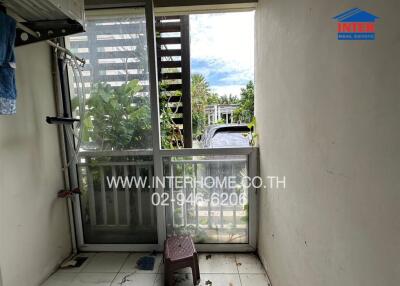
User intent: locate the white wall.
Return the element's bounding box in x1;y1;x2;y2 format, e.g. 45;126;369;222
255;1;400;286
0;43;71;286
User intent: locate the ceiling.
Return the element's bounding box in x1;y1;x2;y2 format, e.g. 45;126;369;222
85;0;257;9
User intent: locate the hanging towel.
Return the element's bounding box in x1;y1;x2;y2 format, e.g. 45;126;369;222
0;11;17;115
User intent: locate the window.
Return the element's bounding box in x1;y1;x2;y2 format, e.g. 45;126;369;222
157;11;255;244
66;9;158;244
65;7;257;248
157;11;255;149
66;10;152;151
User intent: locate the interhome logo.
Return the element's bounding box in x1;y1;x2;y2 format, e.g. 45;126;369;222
333;8;379;40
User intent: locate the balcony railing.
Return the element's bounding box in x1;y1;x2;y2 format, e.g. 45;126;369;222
77;147;258;245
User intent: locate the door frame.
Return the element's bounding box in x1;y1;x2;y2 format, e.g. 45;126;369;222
67;0;258;253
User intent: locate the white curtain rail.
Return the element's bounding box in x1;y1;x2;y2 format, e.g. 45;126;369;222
15;21;86;65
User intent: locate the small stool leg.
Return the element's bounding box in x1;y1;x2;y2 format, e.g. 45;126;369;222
165;262;175;286
168;273;174;286
191;264;198;285
194;253;200;281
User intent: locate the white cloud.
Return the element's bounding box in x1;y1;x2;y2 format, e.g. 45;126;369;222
190;12;254;85
191;65;212;77
210;85;244;97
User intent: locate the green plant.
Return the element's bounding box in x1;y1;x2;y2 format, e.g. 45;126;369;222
172;225;209;243
241;203;249;223
233;81;254;123
191;74;210;140
247;116;258;146
218;94;239;104
159;86;184;149
72;80;152;150
199;218;208;225
242;116;258;146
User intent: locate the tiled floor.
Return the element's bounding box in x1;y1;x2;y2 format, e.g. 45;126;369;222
42;252;271;286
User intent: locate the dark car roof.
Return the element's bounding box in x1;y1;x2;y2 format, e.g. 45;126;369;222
201;124;251;148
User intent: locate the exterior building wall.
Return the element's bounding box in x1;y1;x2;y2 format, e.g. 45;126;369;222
255;1;400;285
0;43;71;286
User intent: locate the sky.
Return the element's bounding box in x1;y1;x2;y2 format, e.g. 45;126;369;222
190;11;255;97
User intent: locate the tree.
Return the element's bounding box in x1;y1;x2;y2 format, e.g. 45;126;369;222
75;77;254;151
219;94;239;104
206;92;220;105
73;80;152;150
191;74;211;140
159;87;184;149
233;81;254;123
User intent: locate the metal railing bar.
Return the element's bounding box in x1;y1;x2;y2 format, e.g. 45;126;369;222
170;162;175;227
78;148;257;162
248;148;259;249
160;147;256;157
136;166;143;225
111;166;119;225
194;163;199;230
183;163;187;227
207;162;212;229
123;165;131;225
232;164;237;228
78;161;153;167
99;167;108;225
149;167;155;226
169;159;246;164
218;161;224;229
78;149;153;157
87;166;97;226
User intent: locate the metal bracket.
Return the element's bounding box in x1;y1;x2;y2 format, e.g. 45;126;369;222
46;116;80;125
15;19;84;47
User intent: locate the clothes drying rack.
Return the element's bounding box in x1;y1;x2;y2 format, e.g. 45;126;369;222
0;3;85;65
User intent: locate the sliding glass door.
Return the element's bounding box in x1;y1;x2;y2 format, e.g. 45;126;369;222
66;6;159;247
65;2;258;252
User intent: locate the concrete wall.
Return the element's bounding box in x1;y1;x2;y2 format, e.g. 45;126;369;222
255;1;400;286
0;43;71;286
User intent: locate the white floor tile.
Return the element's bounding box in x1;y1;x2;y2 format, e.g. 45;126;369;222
81;252;129;273
72;273;117;286
157;262;192;274
41;273;77;286
240;274;271;286
153;274;163;286
42;272;117;286
154;274;194;286
120;253;162;274
154;273;241;286
198;253;238;274
42;253;267;286
175;267;193;274
235;254;266;274
57;253;97;273
111;273;157;286
200;274;241;286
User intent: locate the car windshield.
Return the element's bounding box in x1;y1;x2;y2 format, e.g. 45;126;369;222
209;131;249;148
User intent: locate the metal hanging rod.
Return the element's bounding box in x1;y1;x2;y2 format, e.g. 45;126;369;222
1;5;85;65
15;21;86;65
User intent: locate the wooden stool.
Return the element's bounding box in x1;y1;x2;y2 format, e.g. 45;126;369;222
164;235;200;286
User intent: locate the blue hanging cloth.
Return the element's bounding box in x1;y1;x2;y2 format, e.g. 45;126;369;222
0;11;17;115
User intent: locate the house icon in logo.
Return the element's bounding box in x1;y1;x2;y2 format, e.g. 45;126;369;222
333;8;379;40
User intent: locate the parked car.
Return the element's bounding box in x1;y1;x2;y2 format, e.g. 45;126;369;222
201;124;252;148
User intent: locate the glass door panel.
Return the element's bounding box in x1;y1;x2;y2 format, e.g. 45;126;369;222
66;9;152;151
64;5;257;250
163;155;249;244
77;154;157;244
66;8;157;244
